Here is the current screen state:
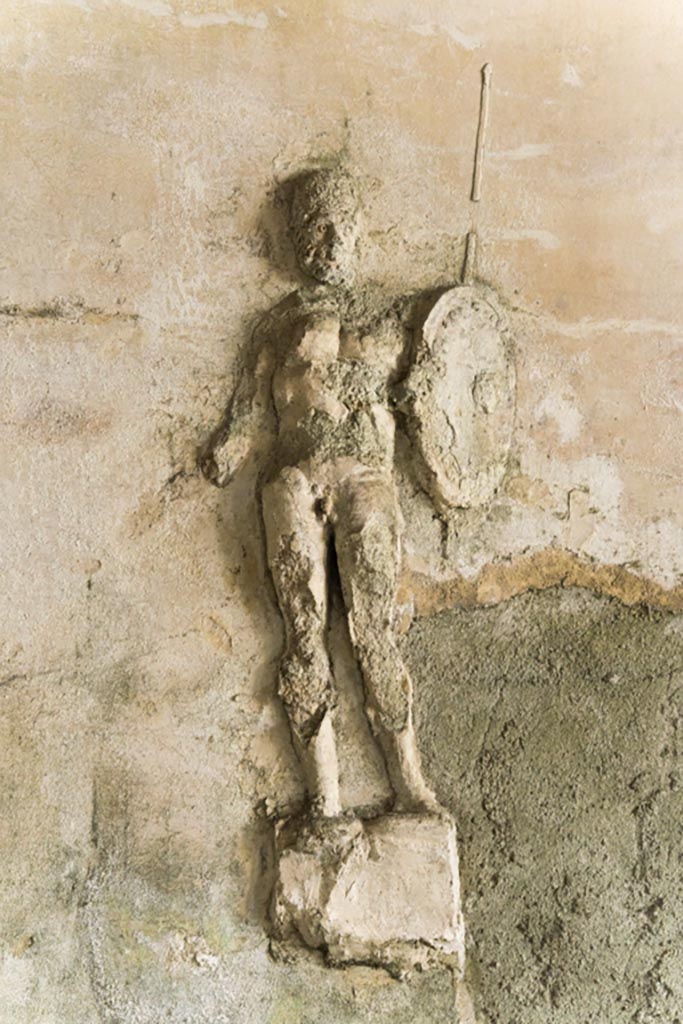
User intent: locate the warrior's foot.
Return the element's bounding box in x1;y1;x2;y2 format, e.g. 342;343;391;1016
380;723;444;816
297;810;363;852
393;786;442;816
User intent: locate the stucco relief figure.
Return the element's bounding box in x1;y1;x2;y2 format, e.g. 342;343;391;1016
204;168;440;817
202;166;513;971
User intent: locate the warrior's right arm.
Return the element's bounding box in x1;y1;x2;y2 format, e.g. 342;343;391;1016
201;332;274;487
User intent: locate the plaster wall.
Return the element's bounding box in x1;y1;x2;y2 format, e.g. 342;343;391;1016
2;2;683;1021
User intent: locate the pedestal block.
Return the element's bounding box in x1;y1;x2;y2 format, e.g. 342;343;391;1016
272;812;465;976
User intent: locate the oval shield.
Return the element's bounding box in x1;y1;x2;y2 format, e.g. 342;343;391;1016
402;286;515;510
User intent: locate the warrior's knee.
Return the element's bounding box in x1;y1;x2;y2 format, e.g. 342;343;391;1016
278;650;335;744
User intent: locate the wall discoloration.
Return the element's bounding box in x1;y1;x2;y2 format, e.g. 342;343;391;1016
3;0;683;1021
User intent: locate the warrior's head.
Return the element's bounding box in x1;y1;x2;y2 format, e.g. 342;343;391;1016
289;167;360;287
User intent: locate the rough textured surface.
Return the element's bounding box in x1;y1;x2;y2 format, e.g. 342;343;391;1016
406;588;683;1023
273;813;464;975
4;1;683;1021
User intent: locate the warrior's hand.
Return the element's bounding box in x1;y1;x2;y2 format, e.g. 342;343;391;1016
200;431;250;487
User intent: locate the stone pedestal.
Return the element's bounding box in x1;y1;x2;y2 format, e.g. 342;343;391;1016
271;813;465;976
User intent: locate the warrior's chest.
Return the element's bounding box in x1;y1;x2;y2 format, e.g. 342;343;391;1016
278;319;390;402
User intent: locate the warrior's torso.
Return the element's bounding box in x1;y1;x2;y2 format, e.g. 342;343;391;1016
268;290;408;473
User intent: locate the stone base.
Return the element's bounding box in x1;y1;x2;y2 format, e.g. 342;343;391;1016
271;812;465;976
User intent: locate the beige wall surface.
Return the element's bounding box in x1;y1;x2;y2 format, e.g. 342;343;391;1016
2;2;683;1022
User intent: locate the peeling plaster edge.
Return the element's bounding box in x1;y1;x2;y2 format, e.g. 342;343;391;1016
399;547;683;624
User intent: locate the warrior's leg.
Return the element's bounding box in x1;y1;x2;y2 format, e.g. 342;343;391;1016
262;467;340;817
334;472;439;813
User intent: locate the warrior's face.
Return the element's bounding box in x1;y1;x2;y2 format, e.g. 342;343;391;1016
290;169;360;287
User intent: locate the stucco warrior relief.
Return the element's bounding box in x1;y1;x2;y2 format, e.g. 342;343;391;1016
202;166;514;975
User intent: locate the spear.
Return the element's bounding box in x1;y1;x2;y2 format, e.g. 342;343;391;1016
471;62;492;202
462;62;492;283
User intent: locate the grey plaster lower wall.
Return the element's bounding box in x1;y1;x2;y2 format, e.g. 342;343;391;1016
405;587;683;1023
